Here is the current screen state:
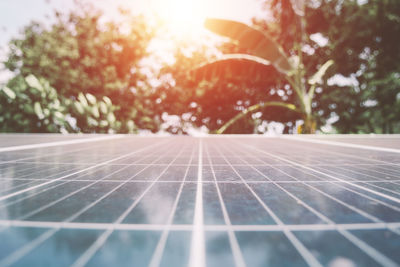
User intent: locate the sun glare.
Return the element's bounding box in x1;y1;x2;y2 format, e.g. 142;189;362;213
151;0;207;36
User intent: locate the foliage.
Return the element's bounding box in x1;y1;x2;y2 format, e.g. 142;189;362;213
264;0;400;133
160;2;336;134
182;0;400;134
0;75;121;133
193;17;334;134
160;43;300;134
3;4;159;133
329;0;400;133
2;0;399;134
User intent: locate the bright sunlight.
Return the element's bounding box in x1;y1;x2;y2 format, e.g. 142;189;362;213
150;0;207;36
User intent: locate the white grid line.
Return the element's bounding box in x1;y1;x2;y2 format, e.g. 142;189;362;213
259;164;400;221
214;142;322;267
1;220;400;232
222;144;337;225
224;141;400;230
0;181;71;209
240;140;400;205
0;135;123;153
5;161;399;167
188;139;206;267
271;138;400;167
232;139;399;267
0;139;170;202
205;142;246;267
329;165;400;196
0;228;59;267
312;166;400;204
283;136;400;154
0;142;111;166
149;143;197;267
0;141;175;267
0;166;83;195
0;158;162;208
1;136;399;267
0;138;170;168
71;140;188;267
2;178;400;184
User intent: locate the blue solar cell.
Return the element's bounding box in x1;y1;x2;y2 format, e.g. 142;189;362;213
350;229;400;263
235;231;308;267
205;231;235;267
249;183;325;224
159;231;191;267
13;228;103;267
0;134;399;266
86;230;161;267
172;183;196;224
293;230;381;266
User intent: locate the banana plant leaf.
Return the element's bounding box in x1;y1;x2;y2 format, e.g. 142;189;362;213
308;60;334;85
192;54;279;84
205;18;292;74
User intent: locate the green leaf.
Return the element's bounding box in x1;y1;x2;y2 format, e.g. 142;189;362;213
73;102;85;115
47;87;58;100
23;103;34;114
288;55;300;71
127;120;135;132
193;54;277;83
308;60;334;85
86;93;97;105
99;102;108;114
87;117;98;127
34;102;45;120
50;99;61;109
205;18;292;74
43;108;50;117
102;96;112;106
78;93;88;106
107;113;116;123
1;87;16;100
99;120;109;128
53;111;64;120
91;106;100;118
25;75;44;92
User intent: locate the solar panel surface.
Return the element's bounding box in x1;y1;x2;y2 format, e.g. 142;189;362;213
0;134;399;267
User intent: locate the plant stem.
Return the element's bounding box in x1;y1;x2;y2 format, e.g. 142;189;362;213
216;101;301;134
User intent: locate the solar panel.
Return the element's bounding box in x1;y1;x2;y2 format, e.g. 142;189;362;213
0;134;399;267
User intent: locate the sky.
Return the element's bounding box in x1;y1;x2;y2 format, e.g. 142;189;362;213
0;0;266;82
0;0;265;47
0;0;341;134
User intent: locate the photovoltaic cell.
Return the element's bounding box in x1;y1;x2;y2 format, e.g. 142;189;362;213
0;134;399;267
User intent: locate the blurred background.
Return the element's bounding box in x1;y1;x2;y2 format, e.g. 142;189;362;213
0;0;399;135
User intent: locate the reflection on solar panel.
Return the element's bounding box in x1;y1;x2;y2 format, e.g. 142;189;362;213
0;134;399;267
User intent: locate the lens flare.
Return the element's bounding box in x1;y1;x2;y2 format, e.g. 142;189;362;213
151;0;206;36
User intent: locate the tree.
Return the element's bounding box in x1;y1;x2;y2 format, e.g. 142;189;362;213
158;39;290;134
193;17;334;134
185;0;400;134
3;4;159;133
264;0;400;133
0;75;120;133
